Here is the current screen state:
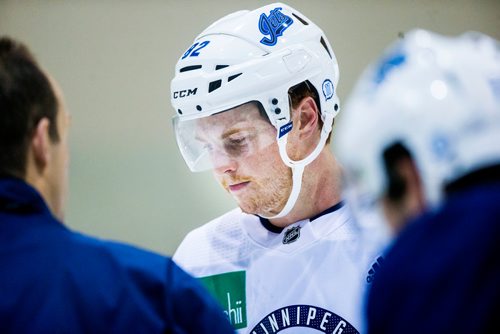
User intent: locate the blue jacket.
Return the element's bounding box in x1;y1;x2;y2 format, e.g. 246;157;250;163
0;177;234;333
367;169;500;334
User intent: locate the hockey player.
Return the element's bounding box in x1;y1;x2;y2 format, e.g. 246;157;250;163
170;3;385;333
336;29;500;333
0;36;234;333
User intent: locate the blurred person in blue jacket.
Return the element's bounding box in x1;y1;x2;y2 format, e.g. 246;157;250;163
0;35;234;334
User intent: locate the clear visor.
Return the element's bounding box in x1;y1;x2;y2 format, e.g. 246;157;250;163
173;102;277;172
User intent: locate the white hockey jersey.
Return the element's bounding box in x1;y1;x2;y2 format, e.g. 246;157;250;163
174;203;387;333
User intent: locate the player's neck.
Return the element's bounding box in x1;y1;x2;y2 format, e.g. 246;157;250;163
269;150;342;228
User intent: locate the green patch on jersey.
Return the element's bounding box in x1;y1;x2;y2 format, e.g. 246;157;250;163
200;270;247;329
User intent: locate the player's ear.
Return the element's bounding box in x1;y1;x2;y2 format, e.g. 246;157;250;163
30;117;51;172
286;96;321;160
294;96;319;140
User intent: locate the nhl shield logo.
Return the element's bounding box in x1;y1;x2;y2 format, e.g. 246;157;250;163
283;226;301;244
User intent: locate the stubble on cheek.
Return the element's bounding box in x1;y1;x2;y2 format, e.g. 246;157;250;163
215;140;293;215
221;167;292;216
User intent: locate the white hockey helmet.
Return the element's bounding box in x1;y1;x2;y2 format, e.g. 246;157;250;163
336;29;500;218
171;3;340;218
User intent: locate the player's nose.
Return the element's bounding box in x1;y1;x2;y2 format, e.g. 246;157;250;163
212;151;238;175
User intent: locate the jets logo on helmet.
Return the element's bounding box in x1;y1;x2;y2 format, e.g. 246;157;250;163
258;7;294;46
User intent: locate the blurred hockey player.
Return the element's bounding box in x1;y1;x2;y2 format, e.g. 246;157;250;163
336;29;500;333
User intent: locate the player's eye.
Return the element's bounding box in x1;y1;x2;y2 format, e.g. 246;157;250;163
228;136;246;145
224;134;250;156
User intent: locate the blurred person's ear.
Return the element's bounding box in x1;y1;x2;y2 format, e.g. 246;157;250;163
383;156;425;233
31;118;51;172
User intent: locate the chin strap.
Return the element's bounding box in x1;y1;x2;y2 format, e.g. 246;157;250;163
260;164;305;219
259;112;334;219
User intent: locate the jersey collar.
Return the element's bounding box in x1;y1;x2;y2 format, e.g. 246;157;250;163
240;201;351;253
257;201;345;234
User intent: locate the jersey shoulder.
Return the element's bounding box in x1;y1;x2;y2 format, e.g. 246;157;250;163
173;208;253;276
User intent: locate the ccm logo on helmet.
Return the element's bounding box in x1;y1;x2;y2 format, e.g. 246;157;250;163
173;88;198;99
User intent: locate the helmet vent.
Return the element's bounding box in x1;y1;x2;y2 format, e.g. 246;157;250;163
180;65;202;72
208;79;222;93
292;13;309;25
320;36;332;59
215;65;229;70
228;73;242;82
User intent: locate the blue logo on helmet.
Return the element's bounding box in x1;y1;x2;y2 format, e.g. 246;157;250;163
259;7;293;46
430;133;455;161
374;51;406;84
322;79;334;101
279;121;293;138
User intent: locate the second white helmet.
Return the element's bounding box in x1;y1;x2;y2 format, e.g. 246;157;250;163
336;29;500;216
